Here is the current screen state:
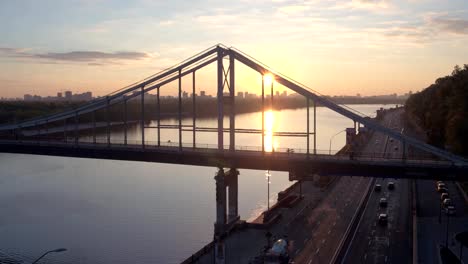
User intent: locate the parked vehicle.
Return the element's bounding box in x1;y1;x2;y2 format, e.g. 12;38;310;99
441;193;449;201
438;186;448;193
378;213;388;225
388;182;395;190
443;198;452;208
379;198;388;207
437;183;446;190
445;205;456;216
374;184;382;192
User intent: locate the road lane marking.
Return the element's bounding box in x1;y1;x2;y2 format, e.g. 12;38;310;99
321;239;326;244
364;253;367;260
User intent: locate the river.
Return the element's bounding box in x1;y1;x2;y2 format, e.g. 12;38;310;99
0;104;392;264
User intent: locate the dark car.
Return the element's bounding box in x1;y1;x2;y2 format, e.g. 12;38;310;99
387;182;395;190
445;205;456;216
441;193;449;201
378;213;388;225
438;187;449;194
379;198;388;207
374;184;382;192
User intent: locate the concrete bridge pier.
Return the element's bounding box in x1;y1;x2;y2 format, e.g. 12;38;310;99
214;168;240;237
226;168;240;224
214;168;227;236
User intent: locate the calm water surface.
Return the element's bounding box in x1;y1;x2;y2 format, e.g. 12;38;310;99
0;104;390;263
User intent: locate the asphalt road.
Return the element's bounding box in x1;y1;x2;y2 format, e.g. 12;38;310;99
416;171;468;263
291;109;402;264
342;109;412;264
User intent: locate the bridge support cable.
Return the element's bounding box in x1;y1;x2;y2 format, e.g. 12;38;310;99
192;71;196;149
157;87;160;147
270;74;274;153
106;97;110;147
141;86;145;149
74;112;78;146
63;119;67;143
262;75;265;154
307;98;310;157
229;53;235;152
314;99;317;155
217;49;224;151
92;111;96;144
123;98;127;146
45;119;49;142
178;70;182;151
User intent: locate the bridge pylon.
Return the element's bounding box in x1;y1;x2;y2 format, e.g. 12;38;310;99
214;167;240;237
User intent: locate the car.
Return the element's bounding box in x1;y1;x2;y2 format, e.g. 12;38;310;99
445;205;456;216
436;181;444;186
440;193;449;201
443;198;452;207
374;184;382;192
394;146;398;151
379;198;388;207
390;138;394;143
438;187;449;194
437;183;446;190
378;213;388;225
387;182;395;190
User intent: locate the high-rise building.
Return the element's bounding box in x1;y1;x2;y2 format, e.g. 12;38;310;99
237;92;244;99
57;92;62;98
200;91;206;97
65;91;72;100
183;91;188;98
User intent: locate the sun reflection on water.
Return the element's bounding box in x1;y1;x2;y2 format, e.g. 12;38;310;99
264;110;278;152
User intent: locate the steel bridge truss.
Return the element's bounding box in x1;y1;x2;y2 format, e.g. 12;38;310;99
0;44;467;166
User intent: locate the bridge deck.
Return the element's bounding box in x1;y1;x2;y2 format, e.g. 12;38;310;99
0;140;464;180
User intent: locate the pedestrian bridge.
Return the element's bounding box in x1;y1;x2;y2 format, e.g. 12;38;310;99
0;44;467;181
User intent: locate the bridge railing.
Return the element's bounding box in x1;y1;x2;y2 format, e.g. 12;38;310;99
0;138;450;166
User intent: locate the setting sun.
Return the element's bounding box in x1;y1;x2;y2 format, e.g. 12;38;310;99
263;73;274;87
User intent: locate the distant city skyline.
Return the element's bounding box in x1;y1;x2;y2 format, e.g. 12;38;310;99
1;1;468;98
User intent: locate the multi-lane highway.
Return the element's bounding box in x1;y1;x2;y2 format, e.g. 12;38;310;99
341;109;412;264
290;109;404;263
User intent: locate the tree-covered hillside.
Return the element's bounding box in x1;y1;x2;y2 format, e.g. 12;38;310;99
405;65;468;155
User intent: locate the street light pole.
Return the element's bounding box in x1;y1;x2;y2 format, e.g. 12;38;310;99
32;248;67;264
266;170;271;210
329;129;346;155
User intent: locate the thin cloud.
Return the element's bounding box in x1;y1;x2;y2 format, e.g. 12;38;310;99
0;48;152;64
429;17;468;34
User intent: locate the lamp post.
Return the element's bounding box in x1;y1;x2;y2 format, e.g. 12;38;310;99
266;170;271;210
329;129;346;155
32;248;67;264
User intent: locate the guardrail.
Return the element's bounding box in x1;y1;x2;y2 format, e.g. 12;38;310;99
0;138;455;167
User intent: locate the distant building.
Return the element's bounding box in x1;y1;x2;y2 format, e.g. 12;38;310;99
57;92;62;98
183;91;188;98
237;91;244;99
281;91;287;98
24;94;33;101
200;91;206;97
65;91;72;100
276;91;280;97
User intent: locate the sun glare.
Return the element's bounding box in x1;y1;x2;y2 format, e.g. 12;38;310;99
264;73;274;86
